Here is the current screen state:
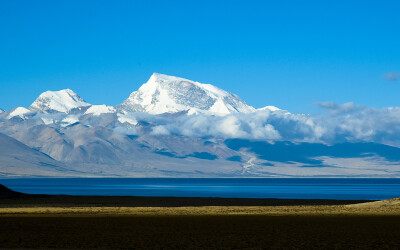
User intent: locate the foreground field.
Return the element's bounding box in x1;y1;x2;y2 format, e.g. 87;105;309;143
1;200;400;249
1;214;400;249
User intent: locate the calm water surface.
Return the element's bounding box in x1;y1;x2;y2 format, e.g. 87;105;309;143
1;178;400;200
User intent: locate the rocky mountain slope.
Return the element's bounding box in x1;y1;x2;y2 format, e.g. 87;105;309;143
0;133;81;177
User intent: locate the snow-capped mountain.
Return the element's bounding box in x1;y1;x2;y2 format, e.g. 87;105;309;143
118;73;255;115
258;106;281;112
1;72;400;178
0;108;3;113
29;89;91;113
7;107;31;119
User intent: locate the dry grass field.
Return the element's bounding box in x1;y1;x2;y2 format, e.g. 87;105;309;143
1;198;400;216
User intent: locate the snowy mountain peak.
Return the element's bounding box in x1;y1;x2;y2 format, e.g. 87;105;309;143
85;105;116;116
258;106;281;112
118;73;255;115
149;72;183;83
7;107;31;119
29;89;91;113
0;108;4;113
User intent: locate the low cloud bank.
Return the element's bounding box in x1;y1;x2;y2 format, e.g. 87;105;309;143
126;104;400;147
5;101;400;147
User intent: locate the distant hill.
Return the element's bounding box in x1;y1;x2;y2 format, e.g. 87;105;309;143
0;184;27;198
0;133;82;177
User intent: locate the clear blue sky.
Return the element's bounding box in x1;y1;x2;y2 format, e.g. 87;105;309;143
1;0;399;113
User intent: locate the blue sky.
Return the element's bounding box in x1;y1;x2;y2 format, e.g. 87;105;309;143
0;0;399;113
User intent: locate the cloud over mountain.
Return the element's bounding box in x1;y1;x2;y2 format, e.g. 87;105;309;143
2;73;400;147
125;104;400;147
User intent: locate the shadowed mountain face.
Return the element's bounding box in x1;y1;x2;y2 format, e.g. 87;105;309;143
0;133;81;177
225;139;400;166
1;73;400;177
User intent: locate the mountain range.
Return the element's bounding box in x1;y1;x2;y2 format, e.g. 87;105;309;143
1;73;400;177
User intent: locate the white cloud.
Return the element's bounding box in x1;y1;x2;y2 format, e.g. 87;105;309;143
312;105;400;146
151;125;171;135
316;102;362;114
216;116;249;138
17;101;400;147
125;104;400;147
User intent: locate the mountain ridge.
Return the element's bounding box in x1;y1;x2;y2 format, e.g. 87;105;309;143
1;73;400;177
8;73;263;116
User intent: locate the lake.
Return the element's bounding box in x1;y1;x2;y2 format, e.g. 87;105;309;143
1;178;400;200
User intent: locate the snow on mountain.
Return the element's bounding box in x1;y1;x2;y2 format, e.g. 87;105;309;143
118;73;255;115
60;116;80;127
258;106;282;112
7;107;31;119
0;108;4;113
85;105;116;116
29;89;90;113
117;113;138;125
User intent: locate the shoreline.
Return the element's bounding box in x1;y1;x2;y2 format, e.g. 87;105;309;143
1;183;373;207
0;195;374;207
2;183;400;216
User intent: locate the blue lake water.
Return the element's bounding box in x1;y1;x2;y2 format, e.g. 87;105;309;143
1;178;400;200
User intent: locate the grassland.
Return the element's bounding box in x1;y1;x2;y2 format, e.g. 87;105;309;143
1;198;400;216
